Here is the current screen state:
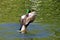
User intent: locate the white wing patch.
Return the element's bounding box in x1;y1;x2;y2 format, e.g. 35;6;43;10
21;15;26;19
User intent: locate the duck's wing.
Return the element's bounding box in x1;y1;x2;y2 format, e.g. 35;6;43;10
25;14;36;25
20;15;27;25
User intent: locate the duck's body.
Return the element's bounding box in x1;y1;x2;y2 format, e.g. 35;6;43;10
19;10;36;33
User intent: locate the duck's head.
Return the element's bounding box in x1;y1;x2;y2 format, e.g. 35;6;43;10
26;9;36;13
26;9;31;13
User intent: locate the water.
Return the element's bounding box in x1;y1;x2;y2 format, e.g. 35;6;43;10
0;23;58;40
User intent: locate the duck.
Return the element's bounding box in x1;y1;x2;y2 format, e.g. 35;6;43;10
19;9;36;33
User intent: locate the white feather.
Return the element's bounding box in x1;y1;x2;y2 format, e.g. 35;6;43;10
21;25;26;31
28;11;36;17
21;15;26;19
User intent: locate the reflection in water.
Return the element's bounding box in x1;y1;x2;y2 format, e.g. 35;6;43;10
18;33;33;40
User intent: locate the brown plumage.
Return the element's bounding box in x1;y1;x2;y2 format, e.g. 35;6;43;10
19;11;36;33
